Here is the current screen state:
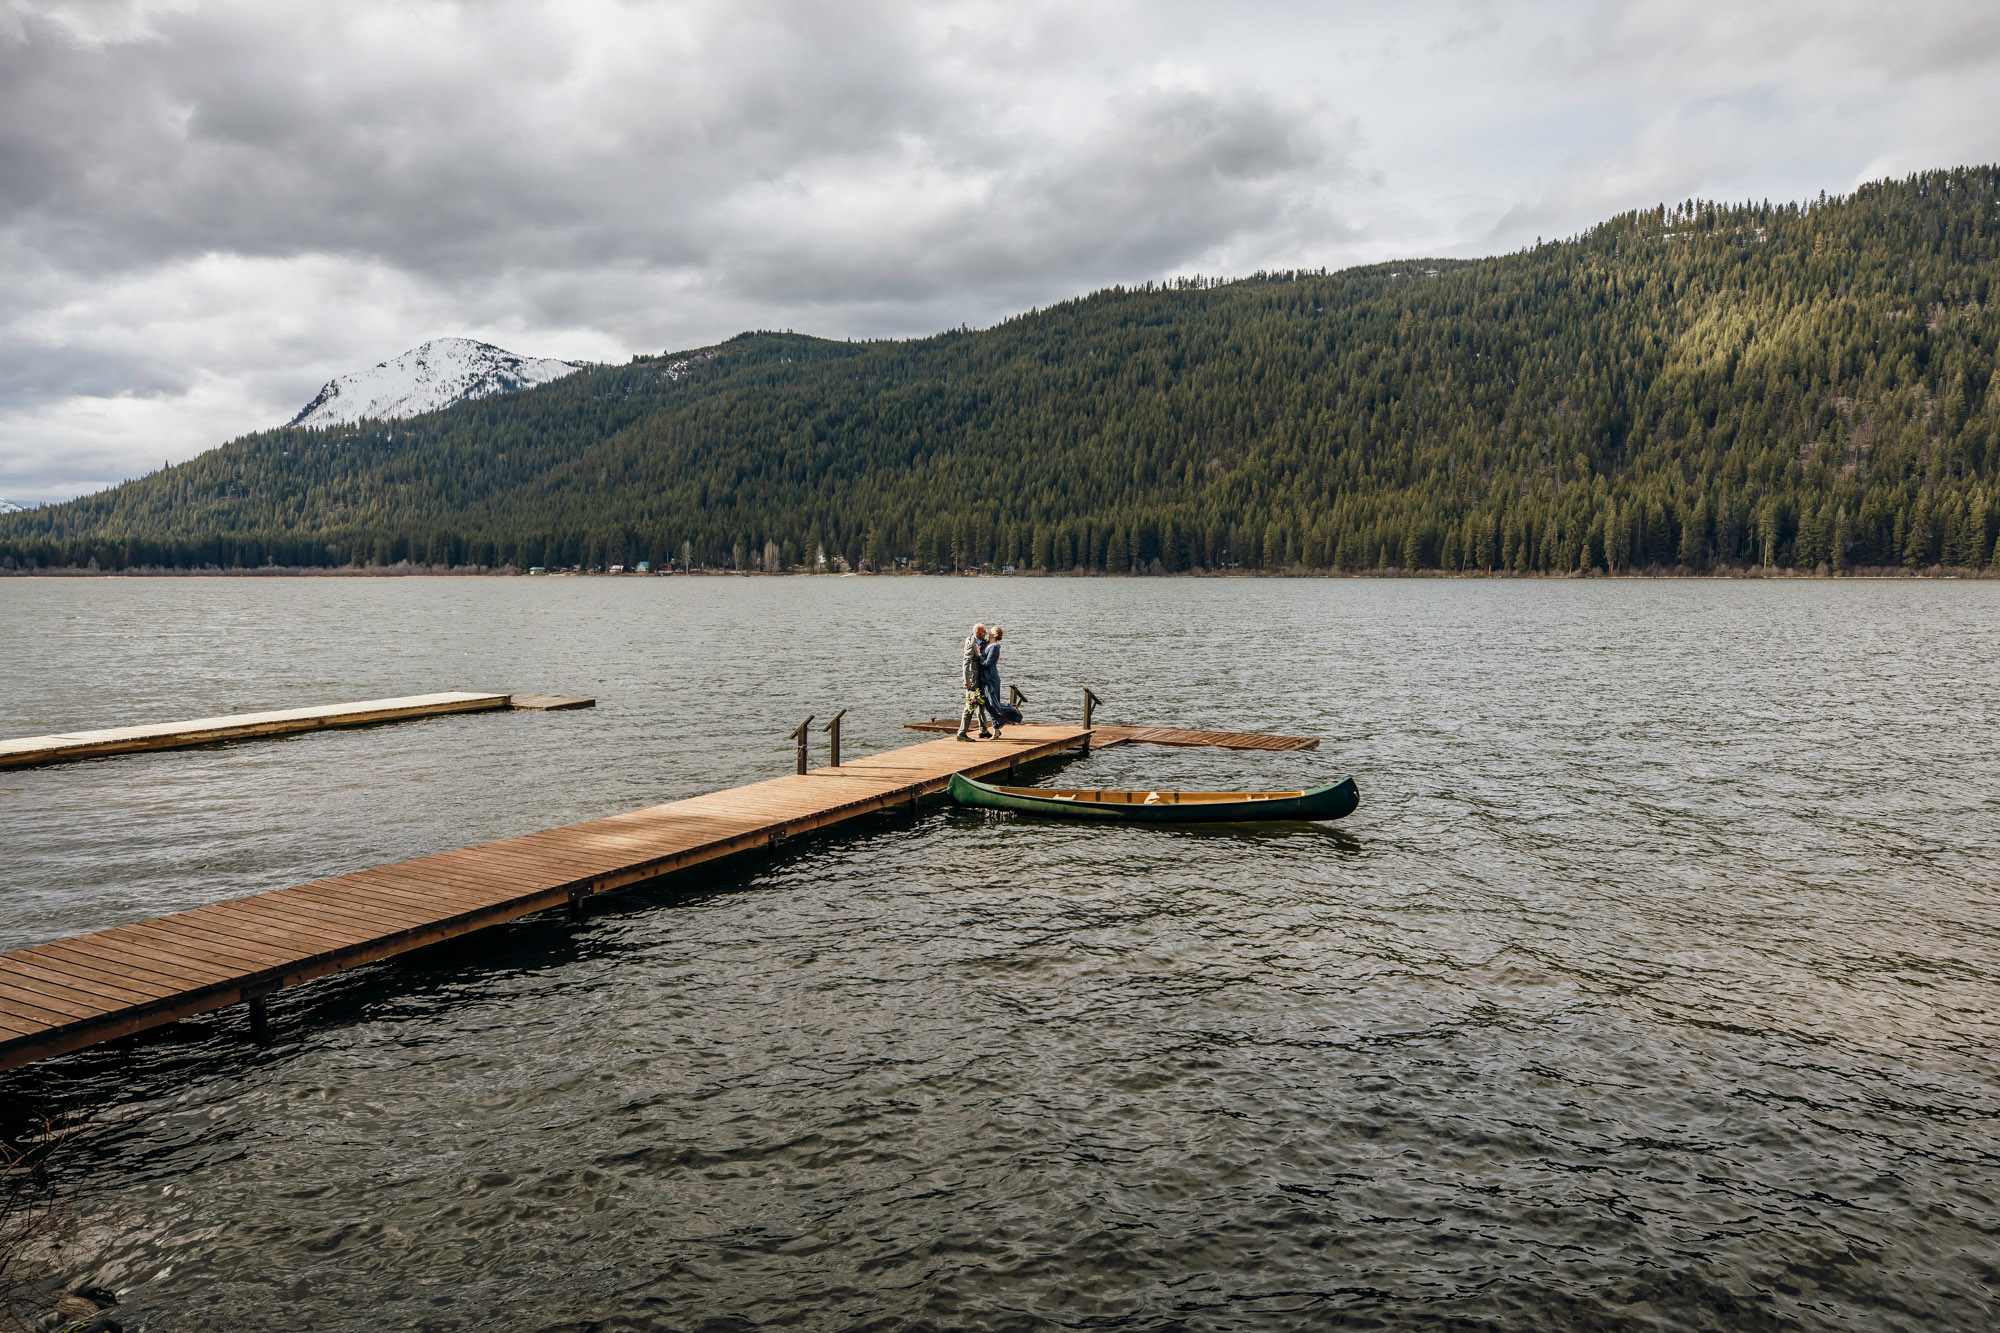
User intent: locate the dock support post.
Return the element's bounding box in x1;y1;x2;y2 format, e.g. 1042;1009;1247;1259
1082;688;1101;754
823;709;847;769
244;979;280;1041
568;887;589;922
789;715;815;775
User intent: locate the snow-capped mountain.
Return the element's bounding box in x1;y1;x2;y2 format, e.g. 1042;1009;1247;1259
287;338;587;428
0;498;27;514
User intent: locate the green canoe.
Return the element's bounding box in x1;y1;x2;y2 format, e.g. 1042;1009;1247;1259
948;771;1360;823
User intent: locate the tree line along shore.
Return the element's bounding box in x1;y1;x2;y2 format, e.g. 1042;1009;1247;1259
5;561;1994;580
5;167;1998;579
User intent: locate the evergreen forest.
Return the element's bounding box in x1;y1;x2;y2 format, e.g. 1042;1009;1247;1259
6;166;2000;576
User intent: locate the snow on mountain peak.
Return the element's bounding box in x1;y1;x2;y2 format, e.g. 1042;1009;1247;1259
287;337;587;428
0;498;26;514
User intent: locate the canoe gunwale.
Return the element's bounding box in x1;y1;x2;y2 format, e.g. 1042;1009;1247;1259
947;772;1359;823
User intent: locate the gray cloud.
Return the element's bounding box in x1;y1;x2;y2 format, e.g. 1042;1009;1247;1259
1580;0;2000;81
1479;0;2000;246
1;0;1998;502
0;344;181;406
720;82;1354;306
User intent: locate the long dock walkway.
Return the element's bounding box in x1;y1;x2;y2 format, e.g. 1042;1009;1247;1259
0;693;528;770
0;722;1114;1071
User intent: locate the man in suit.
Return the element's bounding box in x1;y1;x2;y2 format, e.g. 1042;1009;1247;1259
956;623;992;740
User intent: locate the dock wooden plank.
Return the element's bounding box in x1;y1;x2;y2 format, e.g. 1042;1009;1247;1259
284;882;468;927
356;872;524;907
17;957;211;1016
186;895;377;941
345;868;525;907
151;906;354;955
0;979;107;1023
210;893;389;938
220;896;399;942
324;889;507;927
26;937;234;991
278;886;490;934
424;846;611;882
0;985;90;1027
353;877;547;920
6;941;200;993
0;956;164;1008
119;919;303;970
0;692;516;770
0;976;146;1030
435;830;648;866
356;853;534;888
299;893;494;938
0;722;1105;1070
192;892;364;932
901;720;1320;751
364;855;586;900
1086;725;1320;751
83;922;286;978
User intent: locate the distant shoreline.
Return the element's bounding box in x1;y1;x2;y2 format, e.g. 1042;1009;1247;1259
4;565;1996;581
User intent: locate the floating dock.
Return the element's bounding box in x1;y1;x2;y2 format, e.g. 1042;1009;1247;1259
508;695;596;711
906;719;1319;751
0;722;1125;1070
0;692;592;770
1092;725;1319;752
0;717;1325;1071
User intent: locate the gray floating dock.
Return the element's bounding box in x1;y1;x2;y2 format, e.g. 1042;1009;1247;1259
0;692;516;770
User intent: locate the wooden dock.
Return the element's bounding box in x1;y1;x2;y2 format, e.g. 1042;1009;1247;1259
0;692;591;770
0;722;1120;1071
905;719;1319;751
1091;725;1319;752
509;695;595;711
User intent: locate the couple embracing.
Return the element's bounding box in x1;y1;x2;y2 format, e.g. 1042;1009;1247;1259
956;622;1017;741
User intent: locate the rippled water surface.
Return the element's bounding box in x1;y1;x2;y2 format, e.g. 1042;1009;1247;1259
3;575;1998;1331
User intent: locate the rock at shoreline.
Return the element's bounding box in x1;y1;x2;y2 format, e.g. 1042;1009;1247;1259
42;1288;123;1333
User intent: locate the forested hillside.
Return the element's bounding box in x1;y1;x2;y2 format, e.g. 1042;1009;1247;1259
6;167;2000;575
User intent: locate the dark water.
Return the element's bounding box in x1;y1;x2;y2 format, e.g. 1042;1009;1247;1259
3;576;1997;1331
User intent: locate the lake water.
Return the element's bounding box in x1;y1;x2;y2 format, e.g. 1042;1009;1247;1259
3;575;1997;1331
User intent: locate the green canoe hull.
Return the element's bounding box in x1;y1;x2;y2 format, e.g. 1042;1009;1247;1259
948;772;1360;823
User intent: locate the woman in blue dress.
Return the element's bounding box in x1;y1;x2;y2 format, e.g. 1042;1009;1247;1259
980;627;1008;737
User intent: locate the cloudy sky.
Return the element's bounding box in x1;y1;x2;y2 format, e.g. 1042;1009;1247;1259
3;0;1999;503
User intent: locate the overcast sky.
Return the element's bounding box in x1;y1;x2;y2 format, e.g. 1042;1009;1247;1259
3;0;1999;503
